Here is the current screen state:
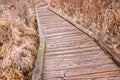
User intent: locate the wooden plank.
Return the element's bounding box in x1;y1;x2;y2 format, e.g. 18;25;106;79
43;77;120;80
32;6;46;80
43;71;120;80
45;32;81;38
44;29;79;35
43;63;119;79
41;24;71;29
65;63;119;77
39;17;63;21
46;38;92;44
41;19;62;24
46;41;96;52
45;35;90;42
45;50;105;59
46;44;97;53
44;27;80;34
43;26;76;32
45;35;90;43
40;21;68;26
65;71;120;80
44;57;113;71
45;46;101;56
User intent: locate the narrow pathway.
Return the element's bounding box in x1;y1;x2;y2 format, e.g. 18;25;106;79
36;6;120;80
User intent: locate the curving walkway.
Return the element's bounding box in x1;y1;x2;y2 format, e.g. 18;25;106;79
35;6;120;80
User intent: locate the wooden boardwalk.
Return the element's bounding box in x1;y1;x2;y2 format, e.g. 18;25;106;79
34;6;120;80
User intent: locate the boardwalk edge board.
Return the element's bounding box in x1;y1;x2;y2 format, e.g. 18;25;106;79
48;6;120;67
32;5;46;80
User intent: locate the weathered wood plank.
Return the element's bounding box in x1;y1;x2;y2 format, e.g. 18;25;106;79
46;42;96;52
32;6;46;80
43;63;119;79
65;71;120;80
44;57;113;71
45;35;91;42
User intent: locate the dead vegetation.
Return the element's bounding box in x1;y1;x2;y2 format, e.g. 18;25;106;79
50;0;120;54
0;0;44;80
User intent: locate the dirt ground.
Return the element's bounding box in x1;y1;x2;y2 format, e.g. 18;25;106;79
0;0;45;80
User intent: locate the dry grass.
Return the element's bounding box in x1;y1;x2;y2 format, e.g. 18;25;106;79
0;0;44;80
50;0;120;54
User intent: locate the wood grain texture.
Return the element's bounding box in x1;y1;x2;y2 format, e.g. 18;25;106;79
35;6;120;80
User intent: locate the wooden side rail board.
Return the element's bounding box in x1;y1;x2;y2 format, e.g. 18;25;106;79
32;6;46;80
48;6;120;67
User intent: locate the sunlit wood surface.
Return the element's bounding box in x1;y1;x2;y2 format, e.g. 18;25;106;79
36;6;120;80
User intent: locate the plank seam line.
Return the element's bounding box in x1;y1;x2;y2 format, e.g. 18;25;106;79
64;70;120;79
43;62;118;72
44;70;120;80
